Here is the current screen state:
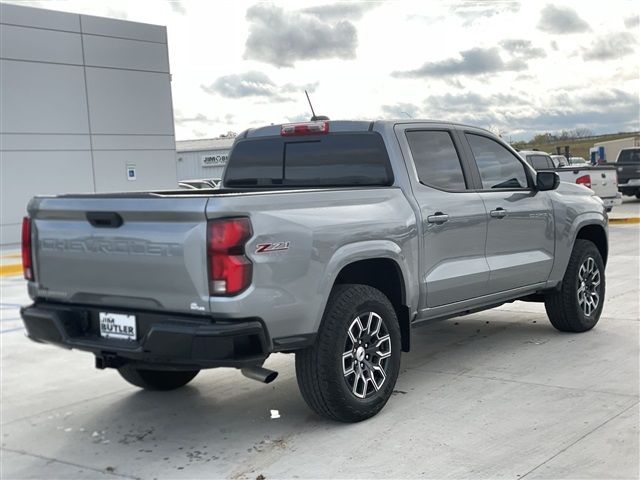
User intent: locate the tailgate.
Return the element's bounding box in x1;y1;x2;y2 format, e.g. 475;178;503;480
29;196;210;314
590;168;618;199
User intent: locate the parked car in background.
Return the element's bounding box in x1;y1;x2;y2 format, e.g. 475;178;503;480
550;154;568;167
568;156;588;166
178;178;221;190
615;147;640;198
519;150;621;212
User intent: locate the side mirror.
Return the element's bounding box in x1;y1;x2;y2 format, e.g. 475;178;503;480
536;171;560;191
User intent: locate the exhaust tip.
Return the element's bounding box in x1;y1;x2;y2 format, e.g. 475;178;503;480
263;370;278;384
241;366;278;384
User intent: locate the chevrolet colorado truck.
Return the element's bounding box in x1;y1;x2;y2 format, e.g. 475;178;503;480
21;120;608;422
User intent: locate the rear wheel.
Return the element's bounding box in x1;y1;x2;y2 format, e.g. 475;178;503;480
118;365;199;390
544;239;605;332
295;284;401;422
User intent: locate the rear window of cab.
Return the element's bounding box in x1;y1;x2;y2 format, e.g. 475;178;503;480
224;132;394;187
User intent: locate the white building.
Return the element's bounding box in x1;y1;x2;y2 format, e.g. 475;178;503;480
592;136;640;163
0;3;177;244
176;137;235;182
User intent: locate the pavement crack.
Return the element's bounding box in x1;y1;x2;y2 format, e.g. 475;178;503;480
1;447;141;479
1;388;131;427
518;399;640;479
406;367;640;399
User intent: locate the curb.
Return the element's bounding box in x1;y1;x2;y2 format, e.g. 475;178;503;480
609;217;640;224
0;263;22;277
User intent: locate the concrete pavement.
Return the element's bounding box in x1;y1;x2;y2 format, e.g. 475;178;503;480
1;225;638;479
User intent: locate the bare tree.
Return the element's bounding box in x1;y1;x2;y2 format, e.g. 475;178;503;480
574;128;593;138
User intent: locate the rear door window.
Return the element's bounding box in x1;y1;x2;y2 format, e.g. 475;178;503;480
527;154;554;170
466;134;529;189
405;130;467;190
618;149;640;163
224;133;393;187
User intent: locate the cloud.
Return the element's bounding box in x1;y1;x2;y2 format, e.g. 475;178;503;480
403;88;639;140
499;39;546;59
300;2;379;22
167;1;186;15
175;113;219;126
244;3;358;68
537;4;590;34
201;71;317;102
624;14;639;29
451;2;520;26
392;47;526;78
105;8;127;20
380;103;421;119
582;32;637;61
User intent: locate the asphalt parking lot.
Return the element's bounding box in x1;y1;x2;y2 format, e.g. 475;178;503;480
1;220;638;479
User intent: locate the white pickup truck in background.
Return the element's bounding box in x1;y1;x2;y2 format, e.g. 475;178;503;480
519;150;622;212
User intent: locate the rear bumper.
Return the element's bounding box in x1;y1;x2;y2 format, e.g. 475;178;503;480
20;302;270;369
602;193;623;208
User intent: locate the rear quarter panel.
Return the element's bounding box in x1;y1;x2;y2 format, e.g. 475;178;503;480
204;188;419;344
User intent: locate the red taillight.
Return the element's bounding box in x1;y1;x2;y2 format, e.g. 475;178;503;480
21;217;33;280
207;218;252;295
576;175;592;188
281;121;329;136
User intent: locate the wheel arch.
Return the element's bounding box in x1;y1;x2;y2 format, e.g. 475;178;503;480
334;258;411;352
575;223;608;265
317;241;417;352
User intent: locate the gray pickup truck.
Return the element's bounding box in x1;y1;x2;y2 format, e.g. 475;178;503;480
21;120;608;422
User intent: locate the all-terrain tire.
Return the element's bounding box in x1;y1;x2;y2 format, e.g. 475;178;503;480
544;239;605;332
118;365;199;390
295;284;402;422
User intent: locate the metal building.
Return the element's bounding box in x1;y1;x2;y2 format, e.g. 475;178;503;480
592;136;640;163
0;3;177;244
176;137;234;182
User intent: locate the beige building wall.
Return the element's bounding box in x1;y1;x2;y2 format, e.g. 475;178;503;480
0;3;177;244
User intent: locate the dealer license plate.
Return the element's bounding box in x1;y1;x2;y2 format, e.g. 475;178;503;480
99;312;137;341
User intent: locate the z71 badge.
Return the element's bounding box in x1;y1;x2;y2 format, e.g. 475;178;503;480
255;242;290;253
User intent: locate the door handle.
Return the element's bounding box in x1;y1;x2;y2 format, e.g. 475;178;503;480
490;208;507;218
427;212;449;224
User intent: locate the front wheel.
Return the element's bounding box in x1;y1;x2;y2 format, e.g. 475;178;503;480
118;365;199;390
295;284;402;422
544;239;605;332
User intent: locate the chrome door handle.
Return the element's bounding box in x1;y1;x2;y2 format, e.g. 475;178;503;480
427;212;449;224
490;208;507;218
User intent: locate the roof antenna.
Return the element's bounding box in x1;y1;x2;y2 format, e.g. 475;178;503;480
305;90;329;121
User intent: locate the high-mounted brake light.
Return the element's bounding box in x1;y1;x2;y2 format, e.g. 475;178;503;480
207;218;252;295
21;217;33;281
576;174;592;189
281;121;329;136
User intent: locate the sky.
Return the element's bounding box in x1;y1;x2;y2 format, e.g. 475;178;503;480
6;0;640;141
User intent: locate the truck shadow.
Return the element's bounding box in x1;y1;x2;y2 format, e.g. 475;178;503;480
54;311;580;473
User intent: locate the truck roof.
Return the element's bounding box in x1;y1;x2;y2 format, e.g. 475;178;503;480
242;119;494;139
519;150;551;156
